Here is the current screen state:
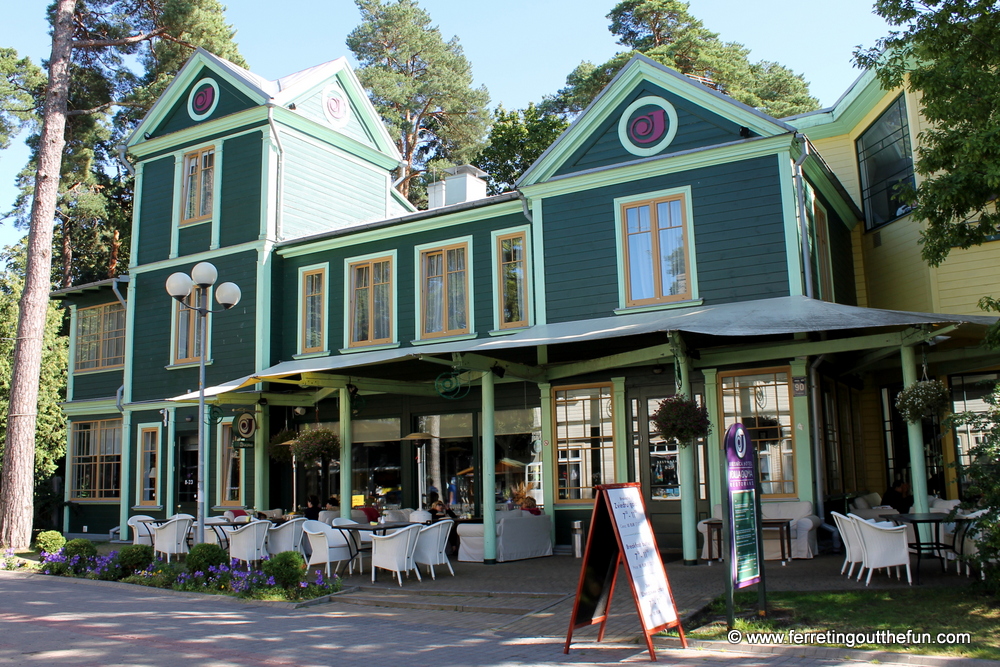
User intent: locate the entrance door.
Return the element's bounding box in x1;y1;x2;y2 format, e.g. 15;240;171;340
176;435;198;515
629;389;710;553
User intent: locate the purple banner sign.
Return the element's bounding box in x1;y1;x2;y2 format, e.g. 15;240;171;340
724;423;760;588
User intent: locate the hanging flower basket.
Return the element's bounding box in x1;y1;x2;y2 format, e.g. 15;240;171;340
268;429;298;463
895;380;950;423
289;428;340;463
651;394;711;445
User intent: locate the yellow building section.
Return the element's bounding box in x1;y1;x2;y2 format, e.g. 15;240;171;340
932;241;1000;316
857;382;887;494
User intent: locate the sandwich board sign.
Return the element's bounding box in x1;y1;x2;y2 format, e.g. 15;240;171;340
724;423;760;588
564;482;686;661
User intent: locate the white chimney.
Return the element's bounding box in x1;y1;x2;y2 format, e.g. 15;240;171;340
426;165;488;208
427;179;446;209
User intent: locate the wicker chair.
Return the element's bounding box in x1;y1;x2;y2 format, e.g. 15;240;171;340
370;524;422;586
303;520;355;577
266;517;306;556
127;515;155;546
831;512;865;579
851;514;912;586
413;519;454;580
228;520;270;569
152;516;193;563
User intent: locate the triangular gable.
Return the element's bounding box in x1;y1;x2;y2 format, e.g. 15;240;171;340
271;59;399;159
519;54;794;187
129;48;274;145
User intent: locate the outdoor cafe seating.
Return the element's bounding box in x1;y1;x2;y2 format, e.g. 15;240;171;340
151;515;193;563
228;520;270;569
370;523;422;586
303;520;356;577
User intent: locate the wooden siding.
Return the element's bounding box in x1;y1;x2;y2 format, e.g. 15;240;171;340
129;250;258;403
73;372;123;401
280;131;390;239
274;212;526;358
543;156;789;323
220;132;263;247
295;84;378;148
933;240;1000;315
852;225;868;308
178;222;212;256
151;66;257;138
137;157;175;265
861;217;933;312
858;382;887;493
554;83;753;179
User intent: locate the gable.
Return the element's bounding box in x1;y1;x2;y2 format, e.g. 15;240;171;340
286;74;378;150
553;82;756;178
149;65;260;139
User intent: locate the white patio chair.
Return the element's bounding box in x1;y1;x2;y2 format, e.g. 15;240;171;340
266;517;306;557
331;518;369;573
152;516;193;563
370;524;422;586
853;516;912;586
409;509;432;524
303;520;355;578
350;509;368;523
202;516;232;550
318;510;339;525
383;509;407;523
831;512;865;579
127;514;155;546
228;520;271;569
413;519;454;580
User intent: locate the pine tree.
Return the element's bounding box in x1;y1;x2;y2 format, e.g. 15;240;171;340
346;0;491;203
474;104;568;195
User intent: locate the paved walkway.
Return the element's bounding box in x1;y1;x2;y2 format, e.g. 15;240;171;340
0;552;990;667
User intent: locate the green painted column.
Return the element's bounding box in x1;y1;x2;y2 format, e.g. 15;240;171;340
539;382;556;543
900;346;931;516
254;403;269;511
482;371;497;563
120;411;132;539
165;407;176;515
703;369;722;510
673;346;697;565
790;359;814;505
339;387;353;520
612;377;628;481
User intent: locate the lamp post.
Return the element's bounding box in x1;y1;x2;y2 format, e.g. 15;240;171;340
165;262;241;545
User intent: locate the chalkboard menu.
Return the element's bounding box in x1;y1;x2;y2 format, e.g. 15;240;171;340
564;483;685;661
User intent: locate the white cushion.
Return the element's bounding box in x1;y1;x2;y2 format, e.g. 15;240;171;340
853;496;870;510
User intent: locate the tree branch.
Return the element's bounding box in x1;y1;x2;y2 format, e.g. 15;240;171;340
72;26;168;49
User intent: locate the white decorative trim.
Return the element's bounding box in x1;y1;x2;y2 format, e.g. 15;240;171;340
187;77;220;121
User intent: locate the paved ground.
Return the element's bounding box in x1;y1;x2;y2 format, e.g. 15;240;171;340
0;552;992;667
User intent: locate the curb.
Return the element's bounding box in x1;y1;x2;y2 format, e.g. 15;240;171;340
653;636;1000;667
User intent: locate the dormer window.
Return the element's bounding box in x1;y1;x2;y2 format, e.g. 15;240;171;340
181;146;214;224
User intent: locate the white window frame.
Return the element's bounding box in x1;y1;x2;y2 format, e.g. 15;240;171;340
217;418;243;507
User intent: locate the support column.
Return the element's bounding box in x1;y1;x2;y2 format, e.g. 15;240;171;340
254;403;269;511
612;377;628;481
672;337;697;565
703;369;722;510
119;411;132;542
339;387;353;520
790;359;814;505
539;382;556;543
900;346;930;514
482;371;497;564
165;407;176;515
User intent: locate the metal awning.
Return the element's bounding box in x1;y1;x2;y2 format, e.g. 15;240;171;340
169;296;996;402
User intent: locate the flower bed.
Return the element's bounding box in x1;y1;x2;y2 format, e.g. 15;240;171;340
34;541;340;602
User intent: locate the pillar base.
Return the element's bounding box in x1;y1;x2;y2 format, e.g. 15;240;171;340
484;558;497;565
683;559;699;566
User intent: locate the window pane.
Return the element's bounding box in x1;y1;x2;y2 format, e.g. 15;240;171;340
857;96;914;229
626;205;650;233
373;282;390;340
658;225;685;296
424;253;444;334
628;232;654;301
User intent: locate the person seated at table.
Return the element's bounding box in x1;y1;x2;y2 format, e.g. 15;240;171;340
325;495;340;511
303;495;321;521
518;496;542;516
882;479;912;514
429;500;457;522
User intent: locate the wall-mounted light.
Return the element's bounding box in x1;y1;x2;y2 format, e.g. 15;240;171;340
288;103;296;110
490;363;506;378
293;406;307;416
652;365;665;375
185;416;194;422
143;132;151;140
257;397;268;406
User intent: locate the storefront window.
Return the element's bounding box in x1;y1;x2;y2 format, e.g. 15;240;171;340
554;384;616;501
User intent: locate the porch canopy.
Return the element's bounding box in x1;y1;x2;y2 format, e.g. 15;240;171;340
169;295;997;403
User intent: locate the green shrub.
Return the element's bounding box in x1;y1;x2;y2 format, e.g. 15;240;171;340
117;544;154;575
63;538;97;560
186;542;229;575
261;551;306;589
35;531;66;555
128;560;185;588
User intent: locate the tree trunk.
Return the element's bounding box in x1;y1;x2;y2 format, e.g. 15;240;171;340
0;0;75;550
108;228;120;277
61;217;72;288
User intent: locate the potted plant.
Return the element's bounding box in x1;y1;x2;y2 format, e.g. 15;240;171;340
895;379;950;423
651;394;711;445
290;428;340;463
268;429;297;463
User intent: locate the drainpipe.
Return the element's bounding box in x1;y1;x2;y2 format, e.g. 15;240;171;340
116;145;135;177
516;191;533;223
267;106;285;241
793;133;815;299
116;385;125;413
810;354;826;521
111;275;128;309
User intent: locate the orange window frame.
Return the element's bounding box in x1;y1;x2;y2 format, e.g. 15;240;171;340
138;427;159;506
219;423;242;506
622;193;691;307
497;232;528;329
349;257;393;347
174;286;205;364
420;243;470;338
301;268;326;354
70;419;122;500
181;146;215;224
75;302;125;371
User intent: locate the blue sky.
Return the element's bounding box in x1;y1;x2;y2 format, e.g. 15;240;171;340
0;0;893;249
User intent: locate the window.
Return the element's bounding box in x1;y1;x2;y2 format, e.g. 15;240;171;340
720;369;795;498
138;426;159;506
174;286;206;364
349;257;392;347
621;192;691;307
421;242;469;338
554;384;616;501
813;200;833;301
181;147;214;224
300;267;326;354
75;302;125;371
70;419;121;500
497;232;528;329
857;95;915;230
219;422;241;506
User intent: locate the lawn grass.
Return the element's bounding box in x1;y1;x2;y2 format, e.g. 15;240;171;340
686;588;1000;660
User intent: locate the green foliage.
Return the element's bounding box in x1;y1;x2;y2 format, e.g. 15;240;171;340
63;538;97;560
854;1;1000;269
347;0;491;203
129;560;186;588
186;542;229;574
261;550;306;589
0;48;44;150
474;104;568;194
895;379;950;423
651;394;711;444
290;428;340;463
116;544;154;575
34;530;66;554
542;0;819;119
0;243;68;482
268;429;297;464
